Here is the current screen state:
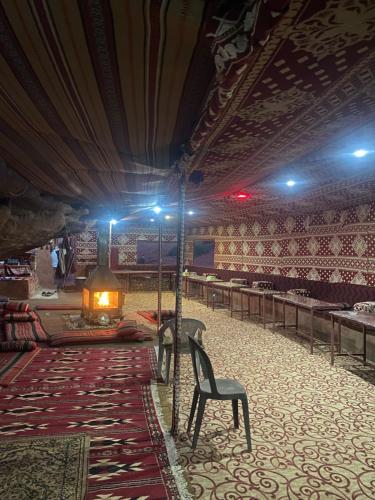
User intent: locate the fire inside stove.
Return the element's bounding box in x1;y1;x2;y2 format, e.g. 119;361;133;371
82;266;123;322
94;291;117;308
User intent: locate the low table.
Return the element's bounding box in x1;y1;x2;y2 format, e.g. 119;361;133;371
330;310;375;366
273;294;345;354
183;276;223;303
183;275;206;300
210;282;246;310
232;288;282;328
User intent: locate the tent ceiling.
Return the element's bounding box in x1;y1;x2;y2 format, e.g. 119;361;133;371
1;0;375;227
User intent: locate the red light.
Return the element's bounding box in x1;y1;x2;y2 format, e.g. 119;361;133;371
236;192;251;200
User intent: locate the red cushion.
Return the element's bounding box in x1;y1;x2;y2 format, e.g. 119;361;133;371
5;301;30;312
0;340;37;352
5;320;49;342
3;311;38;322
117;319;137;329
117;326;140;336
117;328;143;337
50;329;119;346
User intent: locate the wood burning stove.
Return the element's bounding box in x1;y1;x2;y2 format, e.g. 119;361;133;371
82;265;123;322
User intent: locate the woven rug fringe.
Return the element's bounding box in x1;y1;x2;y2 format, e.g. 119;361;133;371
151;382;192;500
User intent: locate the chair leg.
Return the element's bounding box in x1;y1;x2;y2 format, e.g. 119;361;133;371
165;349;172;384
192;396;206;449
157;343;164;379
240;395;252;452
232;399;239;429
187;387;199;435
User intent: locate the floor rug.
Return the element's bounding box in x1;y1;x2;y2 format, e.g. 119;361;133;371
0;348;40;386
35;304;82;311
0;346;189;499
137;310;158;324
0;433;90;500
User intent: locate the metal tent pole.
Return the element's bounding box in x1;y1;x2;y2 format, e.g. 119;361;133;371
171;166;186;436
157;219;162;330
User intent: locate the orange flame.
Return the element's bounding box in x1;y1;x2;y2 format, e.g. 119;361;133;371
96;291;109;307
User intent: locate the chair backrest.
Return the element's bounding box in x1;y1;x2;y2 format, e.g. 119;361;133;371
158;318;206;346
188;335;218;395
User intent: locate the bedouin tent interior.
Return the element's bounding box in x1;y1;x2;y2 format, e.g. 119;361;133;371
0;1;374;499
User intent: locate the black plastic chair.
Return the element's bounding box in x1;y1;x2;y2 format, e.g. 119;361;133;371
157;318;206;384
187;335;252;451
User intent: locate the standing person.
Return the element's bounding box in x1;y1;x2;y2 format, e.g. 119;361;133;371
50;245;59;291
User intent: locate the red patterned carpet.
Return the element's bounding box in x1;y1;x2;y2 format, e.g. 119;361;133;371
0;349;40;387
0;347;184;499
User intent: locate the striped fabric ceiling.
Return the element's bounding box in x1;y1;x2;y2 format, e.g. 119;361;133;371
1;0;375;223
0;0;216;208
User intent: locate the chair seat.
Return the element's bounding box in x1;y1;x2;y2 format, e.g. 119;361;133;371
200;378;246;396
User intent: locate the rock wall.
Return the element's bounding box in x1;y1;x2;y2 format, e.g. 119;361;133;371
0;162;88;258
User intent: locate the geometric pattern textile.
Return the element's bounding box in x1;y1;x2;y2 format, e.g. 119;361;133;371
0;340;37;352
75;227;177;274
287;288;311;297
3;301;31;312
49;329;121;347
0;347;186;499
4;320;50;342
0;348;40;386
0;433;90;500
186;201;375;287
3;311;38;322
353;301;375;313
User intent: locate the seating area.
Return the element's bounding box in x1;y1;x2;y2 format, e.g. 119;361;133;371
1;1;375;499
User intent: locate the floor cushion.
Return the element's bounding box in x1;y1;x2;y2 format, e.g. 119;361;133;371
4;320;49;342
0;340;37;352
5;301;31;312
117;330;145;342
117;319;137;329
3;311;38;322
49;329;120;346
117;325;140;336
353;301;375;313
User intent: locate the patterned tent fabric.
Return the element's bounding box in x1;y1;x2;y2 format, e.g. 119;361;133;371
0;1;375;221
0;0;287;214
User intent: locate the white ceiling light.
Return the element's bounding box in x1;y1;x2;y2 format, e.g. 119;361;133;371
353;149;368;158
